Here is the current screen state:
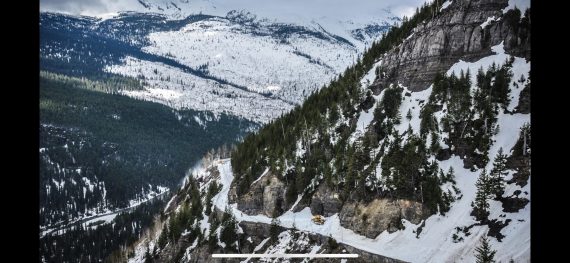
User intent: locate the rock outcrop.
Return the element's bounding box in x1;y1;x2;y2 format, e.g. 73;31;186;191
339;199;428;239
310;184;343;216
234;171;287;217
373;0;530;92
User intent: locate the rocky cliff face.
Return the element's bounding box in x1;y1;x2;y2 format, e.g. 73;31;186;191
339;199;427;239
233;172;288;217
373;0;530;92
310;184;343;216
233;174;427;239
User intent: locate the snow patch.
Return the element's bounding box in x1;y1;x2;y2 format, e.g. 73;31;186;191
441;1;453;11
480;16;496;28
250;168;270;186
503;0;531;13
360;60;382;88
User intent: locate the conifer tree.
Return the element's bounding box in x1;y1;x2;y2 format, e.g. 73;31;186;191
446;167;456;183
472;169;491;221
270;218;280;243
285;177;298;205
205;181;220;215
344;146;357;193
475;236;496;263
520;123;531;156
220;208;238;251
323;162;333;187
430;131;441;153
168;213;181;241
492;62;512;110
144;245;152;263
328;235;339;250
489;148;508;198
157;225;168;249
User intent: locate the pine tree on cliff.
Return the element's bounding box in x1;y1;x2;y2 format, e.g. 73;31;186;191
157;225;168;249
489;148;508;198
475;236;496;263
220;207;238;251
472;169;491;221
492;64;512;110
270;218;280;243
144;245;153;263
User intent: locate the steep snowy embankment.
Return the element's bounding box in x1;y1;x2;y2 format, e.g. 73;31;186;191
207;42;530;262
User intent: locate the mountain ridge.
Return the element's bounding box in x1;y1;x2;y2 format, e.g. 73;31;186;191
124;0;530;262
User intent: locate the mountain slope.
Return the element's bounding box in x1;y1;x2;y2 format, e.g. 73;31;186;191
39;71;257;262
127;0;531;262
40;10;394;123
39;3;399;262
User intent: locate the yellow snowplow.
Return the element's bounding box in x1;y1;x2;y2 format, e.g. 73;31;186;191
312;215;325;225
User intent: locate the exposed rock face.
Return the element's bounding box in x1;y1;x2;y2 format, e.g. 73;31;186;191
239;221;285;238
360;92;376;111
234;171;287;217
500;196;529;213
339;199;427;239
310;184;343;216
436;147;452;161
373;0;530;92
262;175;287;216
235;181;263;215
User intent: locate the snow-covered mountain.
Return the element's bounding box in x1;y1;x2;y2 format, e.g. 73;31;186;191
40;1;404;261
103;14;368;123
42;0;413;41
124;0;531;262
40;0;531;262
41;7;397;123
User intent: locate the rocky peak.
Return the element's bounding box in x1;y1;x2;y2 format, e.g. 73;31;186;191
373;0;530;91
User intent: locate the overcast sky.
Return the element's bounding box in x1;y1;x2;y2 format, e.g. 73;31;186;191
40;0;429;19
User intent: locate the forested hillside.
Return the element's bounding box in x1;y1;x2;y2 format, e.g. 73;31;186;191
231;0;451;206
40;71;257;261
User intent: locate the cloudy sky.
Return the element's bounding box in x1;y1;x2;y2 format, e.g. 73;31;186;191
40;0;429;20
